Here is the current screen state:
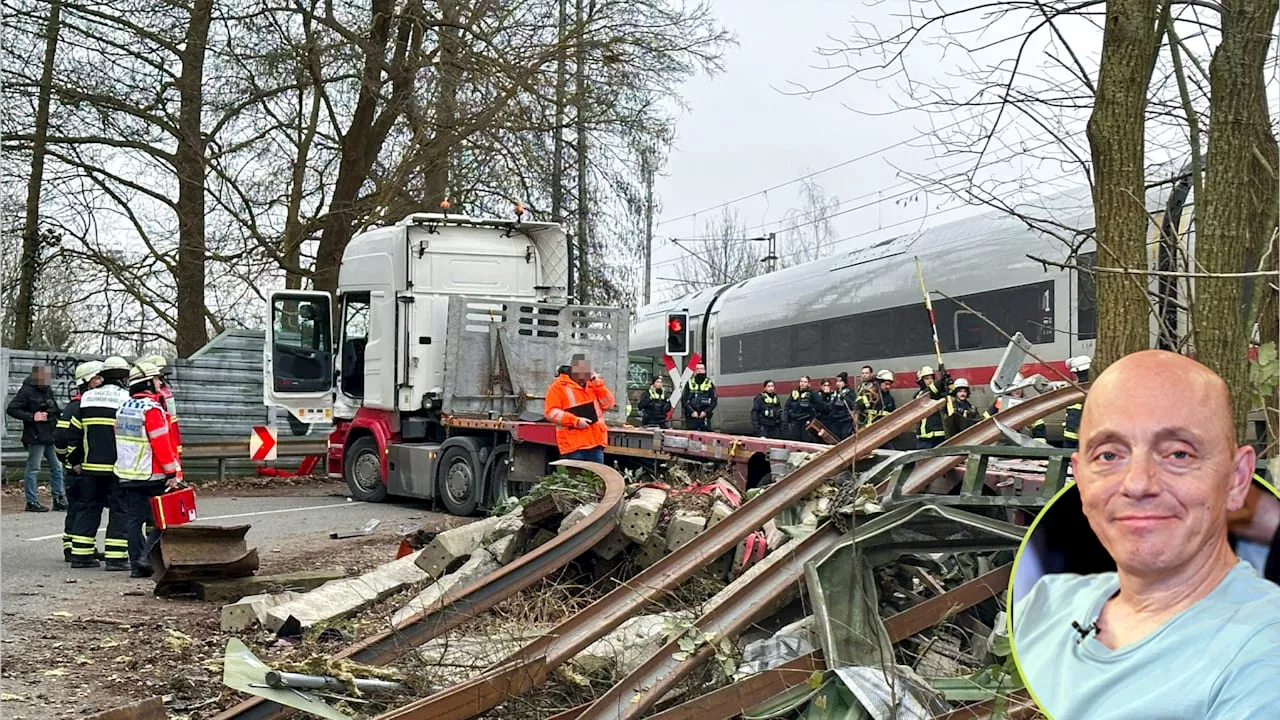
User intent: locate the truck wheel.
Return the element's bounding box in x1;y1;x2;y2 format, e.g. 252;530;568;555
345;435;388;503
486;444;519;506
438;445;481;516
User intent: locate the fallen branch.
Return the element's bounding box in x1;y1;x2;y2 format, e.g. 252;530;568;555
1028;254;1280;279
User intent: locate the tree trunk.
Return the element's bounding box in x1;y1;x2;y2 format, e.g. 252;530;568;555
174;0;213;357
1194;0;1280;440
311;0;396;295
552;0;567;223
12;0;61;350
573;0;589;300
1086;0;1163;375
423;0;461;208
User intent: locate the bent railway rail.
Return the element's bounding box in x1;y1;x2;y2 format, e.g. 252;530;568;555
371;395;943;720
212;459;627;720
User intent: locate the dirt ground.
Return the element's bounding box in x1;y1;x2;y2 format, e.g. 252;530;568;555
0;499;470;720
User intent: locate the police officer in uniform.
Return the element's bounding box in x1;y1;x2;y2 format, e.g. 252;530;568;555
55;361;102;562
915;365;951;449
62;356;132;570
638;376;670;428
831;375;856;439
816;378;835;431
751;380;784;437
945;378;981;436
786;376;818;441
682;362;717;431
1061;355;1091;448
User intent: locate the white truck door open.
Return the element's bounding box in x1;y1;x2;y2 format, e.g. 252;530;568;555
264;290;335;423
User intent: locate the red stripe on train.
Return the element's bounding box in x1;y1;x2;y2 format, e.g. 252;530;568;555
711;361;1073;398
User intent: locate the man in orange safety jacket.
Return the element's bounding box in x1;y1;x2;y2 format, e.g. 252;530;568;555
544;354;615;463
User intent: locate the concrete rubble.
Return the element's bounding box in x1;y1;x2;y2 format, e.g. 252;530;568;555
262;550;430;632
391;549;498;628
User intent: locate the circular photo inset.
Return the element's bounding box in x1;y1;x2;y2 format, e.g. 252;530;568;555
1008;474;1280;719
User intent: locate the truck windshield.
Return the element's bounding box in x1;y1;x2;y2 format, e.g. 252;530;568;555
271;295;332;393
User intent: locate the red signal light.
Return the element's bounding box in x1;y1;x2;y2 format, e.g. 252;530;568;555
668;318;683;333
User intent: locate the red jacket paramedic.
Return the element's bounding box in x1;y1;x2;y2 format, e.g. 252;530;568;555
544;355;615;463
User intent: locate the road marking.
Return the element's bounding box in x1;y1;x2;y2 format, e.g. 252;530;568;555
23;500;366;542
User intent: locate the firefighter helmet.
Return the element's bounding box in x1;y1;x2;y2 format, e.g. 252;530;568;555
875;369;894;382
1068;355;1092;373
102;356;129;372
129;361;161;385
74;361;103;384
144;354;167;370
917;365;935;379
952;377;970;390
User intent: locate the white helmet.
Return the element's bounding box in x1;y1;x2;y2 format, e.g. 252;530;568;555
1068;355;1092;373
917;365;934;379
143;354;167;370
74;361;103;384
875;369;894;382
952;377;970;390
102;356;130;372
129;361;161;385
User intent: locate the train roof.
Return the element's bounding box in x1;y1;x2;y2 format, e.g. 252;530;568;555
640;182;1179;316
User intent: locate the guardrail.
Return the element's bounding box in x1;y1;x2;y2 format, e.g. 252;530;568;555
1;438;328;481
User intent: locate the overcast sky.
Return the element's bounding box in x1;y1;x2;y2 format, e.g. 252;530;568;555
646;1;984;301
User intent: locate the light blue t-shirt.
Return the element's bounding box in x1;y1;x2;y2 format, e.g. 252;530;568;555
1013;560;1280;719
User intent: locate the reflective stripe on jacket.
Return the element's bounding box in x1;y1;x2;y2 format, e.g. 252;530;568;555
114;394;180;483
544;373;616;454
68;384;130;475
158;384;183;453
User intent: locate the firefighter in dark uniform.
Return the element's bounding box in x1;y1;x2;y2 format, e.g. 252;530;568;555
637;376;670;428
945;378;982;437
61;356;132;570
682;362;717;431
751;380;784;438
55;361;103;562
1061;355;1091;448
915;365;951;449
983;386;1047;440
785;375;818;441
831;374;856;439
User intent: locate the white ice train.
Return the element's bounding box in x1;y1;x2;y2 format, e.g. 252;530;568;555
630;185;1198;437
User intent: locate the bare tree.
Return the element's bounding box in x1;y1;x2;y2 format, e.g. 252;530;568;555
780;177;839;266
668;208;765;296
805;0;1280;439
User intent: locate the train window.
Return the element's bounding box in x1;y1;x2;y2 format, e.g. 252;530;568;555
794;322;823;366
955;311;984;350
1076;251;1097;340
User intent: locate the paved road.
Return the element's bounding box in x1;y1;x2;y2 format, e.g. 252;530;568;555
0;490;438;619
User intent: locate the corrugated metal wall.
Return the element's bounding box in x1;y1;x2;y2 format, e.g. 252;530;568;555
2;329;330;465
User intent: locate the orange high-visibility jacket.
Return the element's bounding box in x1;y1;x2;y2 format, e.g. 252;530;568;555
544;373;616;454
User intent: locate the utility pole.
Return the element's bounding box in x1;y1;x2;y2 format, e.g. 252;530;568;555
763;232;778;273
642;148;655;304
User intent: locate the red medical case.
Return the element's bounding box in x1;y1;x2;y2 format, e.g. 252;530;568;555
150;487;197;530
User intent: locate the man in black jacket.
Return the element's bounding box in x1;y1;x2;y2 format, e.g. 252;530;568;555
751;380;784;438
6;364;65;512
682;363;717;431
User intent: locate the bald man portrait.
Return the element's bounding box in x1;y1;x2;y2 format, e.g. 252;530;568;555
1012;350;1280;720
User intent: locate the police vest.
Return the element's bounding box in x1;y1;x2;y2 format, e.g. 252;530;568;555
1063;402;1085;440
790;389;815;416
687;378;714;409
114;397;172;483
759;393;780;421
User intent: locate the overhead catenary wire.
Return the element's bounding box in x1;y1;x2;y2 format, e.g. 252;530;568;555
655;112;990;228
648;130;1089;276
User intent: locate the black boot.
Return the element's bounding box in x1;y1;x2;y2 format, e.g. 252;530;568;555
53;496;68;511
70;557;100;569
103;559;129;572
25;502;49;512
64;548;72;563
129;565;154;579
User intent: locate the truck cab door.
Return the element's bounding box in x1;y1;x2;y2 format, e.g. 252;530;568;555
264;290;335;424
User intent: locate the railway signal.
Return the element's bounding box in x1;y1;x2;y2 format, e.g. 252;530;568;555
665;311;689;356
